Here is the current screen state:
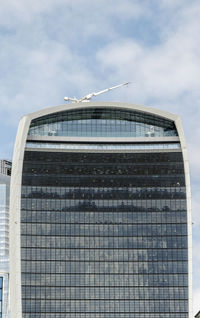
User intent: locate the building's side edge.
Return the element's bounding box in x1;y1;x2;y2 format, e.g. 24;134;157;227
9;115;31;318
175;117;192;318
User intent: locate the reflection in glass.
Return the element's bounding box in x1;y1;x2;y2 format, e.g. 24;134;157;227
28;108;178;138
21;149;188;317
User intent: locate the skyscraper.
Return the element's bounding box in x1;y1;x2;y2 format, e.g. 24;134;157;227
10;102;192;318
0;160;11;318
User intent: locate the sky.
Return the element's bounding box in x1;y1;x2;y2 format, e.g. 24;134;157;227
0;0;200;314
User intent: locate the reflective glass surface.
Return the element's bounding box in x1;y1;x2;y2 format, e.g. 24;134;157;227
28;108;178;137
21;150;188;317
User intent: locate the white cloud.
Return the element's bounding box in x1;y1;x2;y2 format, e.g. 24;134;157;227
0;40;97;124
0;0;71;24
0;0;144;31
97;1;200;104
159;0;189;9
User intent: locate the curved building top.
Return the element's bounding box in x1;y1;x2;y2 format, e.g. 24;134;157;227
27;103;178;138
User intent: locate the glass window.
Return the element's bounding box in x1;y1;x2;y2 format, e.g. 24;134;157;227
28;108;178;138
21;149;188;316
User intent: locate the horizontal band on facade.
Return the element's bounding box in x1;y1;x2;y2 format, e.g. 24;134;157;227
26;141;181;151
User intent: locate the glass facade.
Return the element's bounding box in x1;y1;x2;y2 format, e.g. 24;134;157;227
28;108;178;137
20;107;189;318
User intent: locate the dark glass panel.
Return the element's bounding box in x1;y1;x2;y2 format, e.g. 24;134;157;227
21;150;188;317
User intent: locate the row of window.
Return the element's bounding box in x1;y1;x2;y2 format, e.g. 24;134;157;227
21;314;189;318
22;186;186;200
22;286;188;300
21;223;187;236
21;260;188;274
21;273;188;287
20;247;187;261
21;211;187;224
23;163;185;176
21;197;187;207
21;200;187;213
23;175;186;187
21;236;187;250
28;121;176;138
22;184;186;195
23;151;183;164
22;299;188;313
